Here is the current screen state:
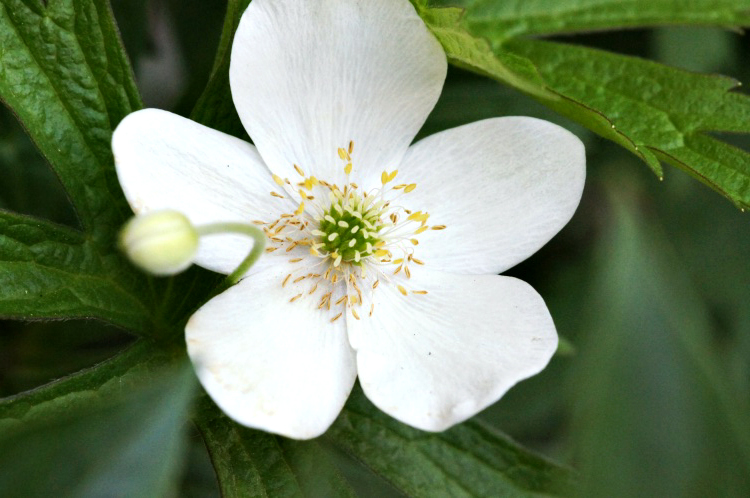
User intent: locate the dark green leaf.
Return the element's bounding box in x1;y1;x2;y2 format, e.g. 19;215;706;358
0;0;141;236
190;0;251;138
505;39;750;208
0;209;152;332
571;178;750;496
326;386;576;498
194;398;356;498
432;0;750;42
0;341;195;498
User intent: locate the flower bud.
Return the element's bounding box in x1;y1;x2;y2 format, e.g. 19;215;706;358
119;210;199;276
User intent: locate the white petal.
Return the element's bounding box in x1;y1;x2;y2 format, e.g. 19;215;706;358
113;109;292;274
230;0;446;185
347;268;557;432
186;261;356;439
398;117;585;274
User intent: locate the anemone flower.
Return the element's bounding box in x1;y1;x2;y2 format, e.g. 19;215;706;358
112;0;585;439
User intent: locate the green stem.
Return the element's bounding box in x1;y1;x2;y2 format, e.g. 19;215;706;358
195;222;266;288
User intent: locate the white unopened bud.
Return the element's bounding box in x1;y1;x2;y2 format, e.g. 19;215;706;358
120;210;199;276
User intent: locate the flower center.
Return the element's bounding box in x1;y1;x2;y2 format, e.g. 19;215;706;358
255;142;445;321
314;189;383;266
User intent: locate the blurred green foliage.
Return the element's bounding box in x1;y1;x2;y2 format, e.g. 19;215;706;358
1;0;749;496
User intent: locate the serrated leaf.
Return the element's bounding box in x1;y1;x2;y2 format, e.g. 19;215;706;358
571;181;750;496
410;1;550;99
0;0;141;236
433;0;750;42
194;398;356;498
0;209;152;332
326;386;575;498
504;39;750;209
0;342;194;498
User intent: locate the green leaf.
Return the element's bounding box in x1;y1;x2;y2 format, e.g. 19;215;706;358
190;0;251;138
0;0;141;236
571;177;750;496
326;386;576;498
0;209;152;332
432;0;750;42
505;39;750;209
0;341;195;498
410;1;550;99
194;398;356;498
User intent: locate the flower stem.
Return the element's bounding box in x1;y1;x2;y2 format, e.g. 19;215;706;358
196;222;266;287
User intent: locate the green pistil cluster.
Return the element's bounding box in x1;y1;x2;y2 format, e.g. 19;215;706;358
318;200;382;265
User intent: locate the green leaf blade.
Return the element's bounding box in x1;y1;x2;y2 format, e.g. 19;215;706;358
436;0;750;41
0;210;152;333
0;342;195;498
327;387;576;498
0;0;141;234
195;399;356;498
504;39;750;208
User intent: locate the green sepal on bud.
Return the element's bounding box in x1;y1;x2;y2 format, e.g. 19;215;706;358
119;210;199;276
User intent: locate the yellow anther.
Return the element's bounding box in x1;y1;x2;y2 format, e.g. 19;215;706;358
392;258;404;265
412;290;428;295
330;312;343;323
431;225;446;230
338;148;351;161
410;239;419;245
295;202;305;215
397;285;408;296
381;171;389;185
415;226;429;235
408;212;429;223
374;249;388;257
405;184;417;193
282;274;291;287
289;293;303;303
404;267;411;279
348;140;354;154
351;309;360;320
272;174;284;186
344;163;352;175
411;257;424;265
309;247;320;256
289;258;303;263
270;191;285;198
373;280;380;289
293;164;305;176
299;190;308;200
388;170;398;182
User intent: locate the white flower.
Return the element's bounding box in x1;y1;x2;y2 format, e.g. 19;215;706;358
112;0;585;440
